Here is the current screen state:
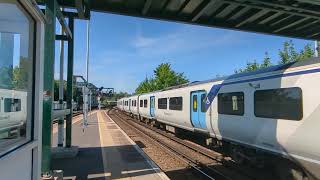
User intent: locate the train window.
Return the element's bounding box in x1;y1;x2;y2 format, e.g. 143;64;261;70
140;100;143;107
0;1;35;155
169;97;183;111
4;98;21;112
201;94;206;112
218;92;244;115
158;98;167;109
254;87;303;120
192;95;197;112
144;99;147;108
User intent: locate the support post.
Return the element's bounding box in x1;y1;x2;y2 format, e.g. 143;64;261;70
42;0;56;173
66;16;74;148
58;17;65;147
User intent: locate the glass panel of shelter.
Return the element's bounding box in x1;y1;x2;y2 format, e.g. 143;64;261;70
0;1;35;155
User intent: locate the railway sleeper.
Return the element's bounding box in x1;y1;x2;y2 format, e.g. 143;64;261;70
119;110;311;180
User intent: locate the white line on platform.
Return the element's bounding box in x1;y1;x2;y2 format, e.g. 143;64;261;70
103;110;170;180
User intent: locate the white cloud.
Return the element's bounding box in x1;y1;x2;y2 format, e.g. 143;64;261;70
132;27;245;58
73;26;248;93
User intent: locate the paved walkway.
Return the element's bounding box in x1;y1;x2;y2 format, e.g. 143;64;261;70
52;110;169;180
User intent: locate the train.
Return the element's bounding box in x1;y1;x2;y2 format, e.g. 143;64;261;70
117;57;320;180
0;89;27;137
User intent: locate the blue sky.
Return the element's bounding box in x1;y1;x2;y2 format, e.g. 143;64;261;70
55;12;313;94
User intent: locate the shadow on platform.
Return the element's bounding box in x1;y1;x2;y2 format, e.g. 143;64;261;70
51;145;161;180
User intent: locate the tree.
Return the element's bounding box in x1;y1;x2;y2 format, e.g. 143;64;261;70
12;57;30;90
135;63;189;94
0;66;13;89
235;60;260;73
235;41;314;73
53;80;67;101
278;40;314;64
261;52;272;68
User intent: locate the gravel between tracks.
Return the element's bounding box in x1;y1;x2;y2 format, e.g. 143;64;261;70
105;109;205;180
106;109;276;180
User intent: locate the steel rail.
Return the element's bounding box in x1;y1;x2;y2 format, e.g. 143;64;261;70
113;109;260;180
106;109;237;180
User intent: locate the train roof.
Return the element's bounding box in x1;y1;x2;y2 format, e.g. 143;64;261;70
160;57;320;91
128;57;319;97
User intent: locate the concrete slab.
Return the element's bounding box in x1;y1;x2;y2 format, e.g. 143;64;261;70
51;110;169;180
51;146;79;159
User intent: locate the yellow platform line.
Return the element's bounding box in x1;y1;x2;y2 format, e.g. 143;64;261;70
96;111;111;180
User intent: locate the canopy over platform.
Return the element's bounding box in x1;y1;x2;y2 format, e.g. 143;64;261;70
38;0;320;40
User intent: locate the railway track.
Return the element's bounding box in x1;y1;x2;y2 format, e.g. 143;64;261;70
107;108;268;180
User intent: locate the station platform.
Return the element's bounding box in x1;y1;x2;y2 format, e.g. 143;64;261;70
51;110;169;180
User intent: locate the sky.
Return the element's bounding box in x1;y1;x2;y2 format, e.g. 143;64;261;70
54;12;313;94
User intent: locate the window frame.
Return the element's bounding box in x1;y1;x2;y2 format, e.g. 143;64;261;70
4;98;22;112
201;93;206;113
169;97;183;111
0;0;37;157
158;98;167;109
192;95;197;112
218;92;245;116
144;99;147;108
254;87;303;120
140;100;143;107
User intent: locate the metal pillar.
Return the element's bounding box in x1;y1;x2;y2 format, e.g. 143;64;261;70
66;16;74;148
42;0;56;173
58;15;65;147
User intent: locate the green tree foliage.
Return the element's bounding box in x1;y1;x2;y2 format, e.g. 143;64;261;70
0;66;13;89
101;91;130;104
236;41;314;73
54;80;67;101
278;41;314;64
0;57;31;90
12;57;30;90
135;63;189;94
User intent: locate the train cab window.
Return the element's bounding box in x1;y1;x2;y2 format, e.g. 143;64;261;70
218;92;244;115
158;98;167;109
0;1;35;155
192;95;197;112
254;87;303;120
140;100;143;107
4;98;21;112
144;99;148;108
169;97;183;111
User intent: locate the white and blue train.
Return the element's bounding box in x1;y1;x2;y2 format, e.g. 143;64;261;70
117;58;320;180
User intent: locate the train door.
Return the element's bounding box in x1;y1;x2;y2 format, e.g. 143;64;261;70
191;91;207;129
150;96;155;117
129;99;131;111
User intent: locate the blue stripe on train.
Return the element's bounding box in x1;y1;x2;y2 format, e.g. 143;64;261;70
204;67;320;111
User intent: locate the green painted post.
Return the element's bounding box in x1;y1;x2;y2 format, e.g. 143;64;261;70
66;16;74;148
42;0;56;173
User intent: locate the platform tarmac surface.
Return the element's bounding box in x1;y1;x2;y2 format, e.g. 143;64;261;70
52;110;169;180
